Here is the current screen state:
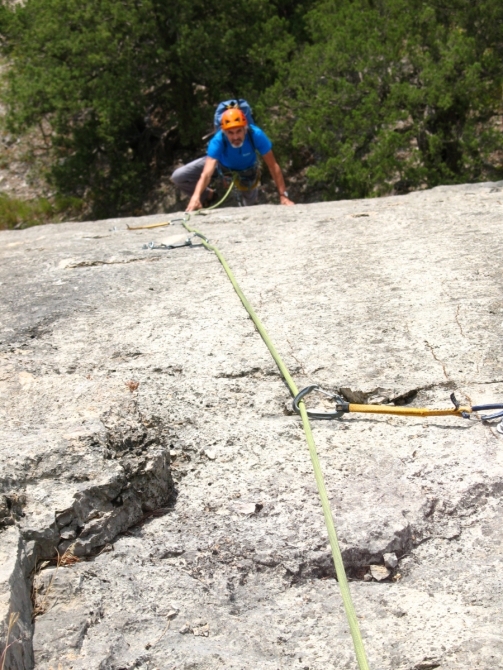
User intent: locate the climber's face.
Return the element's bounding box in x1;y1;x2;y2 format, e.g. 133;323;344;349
224;126;247;148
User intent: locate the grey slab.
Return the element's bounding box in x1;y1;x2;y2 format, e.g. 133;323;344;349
0;181;503;669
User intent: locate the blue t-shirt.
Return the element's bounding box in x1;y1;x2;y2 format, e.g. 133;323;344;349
207;124;272;170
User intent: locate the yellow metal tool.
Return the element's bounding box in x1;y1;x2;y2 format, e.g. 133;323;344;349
347;403;471;417
293;385;501;421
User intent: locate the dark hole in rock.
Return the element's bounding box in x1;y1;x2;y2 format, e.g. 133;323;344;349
340;388;368;404
111;494;124;507
340;386;419;406
393;389;418;405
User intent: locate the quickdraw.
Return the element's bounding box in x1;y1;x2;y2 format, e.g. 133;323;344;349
141;232;209;251
292;387;503;422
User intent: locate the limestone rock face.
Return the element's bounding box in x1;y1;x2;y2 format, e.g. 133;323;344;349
1;181;503;669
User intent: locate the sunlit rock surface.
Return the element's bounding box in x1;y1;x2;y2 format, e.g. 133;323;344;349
1;181;503;669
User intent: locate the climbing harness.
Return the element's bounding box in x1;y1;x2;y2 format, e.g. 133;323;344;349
130;204;503;670
218;162;261;192
292;387;503;422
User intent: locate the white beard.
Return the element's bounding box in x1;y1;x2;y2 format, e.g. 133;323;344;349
230;138;244;148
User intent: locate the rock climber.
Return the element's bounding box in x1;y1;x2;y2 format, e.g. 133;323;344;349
171;107;294;211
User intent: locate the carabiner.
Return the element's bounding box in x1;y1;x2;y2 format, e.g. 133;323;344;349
471;403;503;421
293;385;349;420
142;236;195;251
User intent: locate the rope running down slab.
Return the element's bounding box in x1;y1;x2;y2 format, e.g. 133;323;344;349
181;214;370;670
131;194;503;666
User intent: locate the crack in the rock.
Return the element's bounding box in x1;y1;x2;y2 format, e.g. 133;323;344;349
413;659;441;669
300;380;459;412
59;405;175;558
1;402;176;669
395;477;503;578
216;367;279;379
0;492;27;530
424;341;450;380
66;256;161;268
455;305;465;338
284;334;307;377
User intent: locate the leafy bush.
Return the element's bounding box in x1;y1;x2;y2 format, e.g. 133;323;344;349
1;0;502;211
1;0;305;217
260;0;503;199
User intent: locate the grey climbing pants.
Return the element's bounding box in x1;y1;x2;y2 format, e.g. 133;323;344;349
171;156;259;206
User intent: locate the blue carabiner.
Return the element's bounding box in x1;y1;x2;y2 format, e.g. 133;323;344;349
471;403;503;421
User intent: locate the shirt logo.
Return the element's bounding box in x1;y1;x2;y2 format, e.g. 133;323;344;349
242;152;252;156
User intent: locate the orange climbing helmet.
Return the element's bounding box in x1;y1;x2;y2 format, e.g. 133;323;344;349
221;108;247;130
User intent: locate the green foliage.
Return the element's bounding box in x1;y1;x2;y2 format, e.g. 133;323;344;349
260;0;503;199
0;194;83;230
1;0;302;217
1;0;502;211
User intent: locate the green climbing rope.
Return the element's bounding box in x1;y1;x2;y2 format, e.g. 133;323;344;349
197;176;236;212
126;178;236;230
181;216;370;670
